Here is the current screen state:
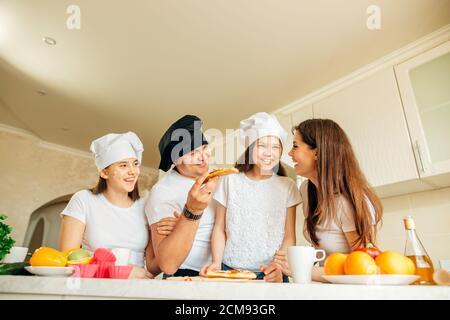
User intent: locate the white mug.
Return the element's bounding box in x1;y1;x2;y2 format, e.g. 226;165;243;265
111;248;131;266
1;246;29;263
287;246;326;284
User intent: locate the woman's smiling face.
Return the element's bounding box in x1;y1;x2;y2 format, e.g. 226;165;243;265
100;158;140;193
288;130;317;179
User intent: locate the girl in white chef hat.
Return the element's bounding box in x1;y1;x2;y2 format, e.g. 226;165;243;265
59;132;175;277
200;112;301;282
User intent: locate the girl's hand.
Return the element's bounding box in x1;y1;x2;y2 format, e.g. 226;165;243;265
260;262;283;283
199;262;221;277
273;250;292;277
156;211;181;236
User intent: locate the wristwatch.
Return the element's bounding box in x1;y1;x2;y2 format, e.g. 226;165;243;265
182;206;203;221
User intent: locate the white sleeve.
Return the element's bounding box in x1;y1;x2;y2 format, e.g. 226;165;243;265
286;179;302;208
61;191;88;224
212;175;229;207
145;186;183;226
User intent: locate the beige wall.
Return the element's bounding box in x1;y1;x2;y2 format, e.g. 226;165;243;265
296;187;450;268
0;128;159;245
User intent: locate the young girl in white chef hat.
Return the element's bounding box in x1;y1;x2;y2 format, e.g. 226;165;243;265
200;112;301;282
59;132;176;277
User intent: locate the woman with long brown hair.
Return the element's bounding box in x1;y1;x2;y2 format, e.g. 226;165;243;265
275;119;383;281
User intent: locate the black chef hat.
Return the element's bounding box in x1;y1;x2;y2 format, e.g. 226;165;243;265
158;115;209;172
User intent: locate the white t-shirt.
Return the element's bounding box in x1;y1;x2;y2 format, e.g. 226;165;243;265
144;170;216;272
214;172;301;271
62;190;149;266
298;180;376;262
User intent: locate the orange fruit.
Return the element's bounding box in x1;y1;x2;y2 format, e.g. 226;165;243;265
344;251;377;275
324;253;348;275
375;251;415;275
29;247;67;267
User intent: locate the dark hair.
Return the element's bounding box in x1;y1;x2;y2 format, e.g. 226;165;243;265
294;119;382;247
234;140;287;177
91;175;140;201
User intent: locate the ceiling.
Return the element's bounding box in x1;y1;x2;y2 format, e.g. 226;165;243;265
1;0;449;168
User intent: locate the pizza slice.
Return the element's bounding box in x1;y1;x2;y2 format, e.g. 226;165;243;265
203;167;239;183
205;269;257;280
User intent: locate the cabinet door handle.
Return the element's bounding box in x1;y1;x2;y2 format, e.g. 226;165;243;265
414;140;426;173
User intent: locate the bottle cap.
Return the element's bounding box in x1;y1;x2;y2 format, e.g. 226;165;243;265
403;215;416;230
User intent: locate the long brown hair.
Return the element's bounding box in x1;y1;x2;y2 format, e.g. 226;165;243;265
295;119;382;247
235;139;287;177
91;174;140;201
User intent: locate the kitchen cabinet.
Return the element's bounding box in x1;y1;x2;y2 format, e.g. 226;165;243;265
395;41;450;187
270;31;450;197
312;68;419;189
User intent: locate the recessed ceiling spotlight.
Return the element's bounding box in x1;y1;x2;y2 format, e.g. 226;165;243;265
36;90;47;96
42;37;56;46
60;127;69;132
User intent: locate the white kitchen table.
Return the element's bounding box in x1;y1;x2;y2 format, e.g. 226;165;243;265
0;275;449;300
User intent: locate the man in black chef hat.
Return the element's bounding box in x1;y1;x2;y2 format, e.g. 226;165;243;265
144;115;219;278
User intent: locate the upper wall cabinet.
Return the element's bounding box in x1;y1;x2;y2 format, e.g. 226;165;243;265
312;68;419;188
395;41;450;185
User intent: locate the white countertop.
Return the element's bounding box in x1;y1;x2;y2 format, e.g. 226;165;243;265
1;276;449;300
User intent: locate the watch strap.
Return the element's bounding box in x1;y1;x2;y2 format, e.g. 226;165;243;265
182;206;203;221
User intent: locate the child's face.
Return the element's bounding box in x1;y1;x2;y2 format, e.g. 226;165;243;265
252;136;282;173
288;130;317;178
100;158;140;193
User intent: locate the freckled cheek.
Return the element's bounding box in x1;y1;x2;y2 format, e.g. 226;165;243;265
109;170;122;180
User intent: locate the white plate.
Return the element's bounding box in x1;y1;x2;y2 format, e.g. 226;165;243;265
322;274;420;285
25;266;74;277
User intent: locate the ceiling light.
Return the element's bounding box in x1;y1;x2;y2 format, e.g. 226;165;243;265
42;37;56;46
37;90;47;96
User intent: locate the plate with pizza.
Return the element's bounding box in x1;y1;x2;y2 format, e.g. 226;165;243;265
166;269;262;282
205;269;257;280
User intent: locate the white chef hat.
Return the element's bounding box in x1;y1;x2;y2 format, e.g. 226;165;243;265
90;132;144;171
239;112;287;149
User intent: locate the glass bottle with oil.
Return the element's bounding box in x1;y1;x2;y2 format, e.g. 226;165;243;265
403;215;435;285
